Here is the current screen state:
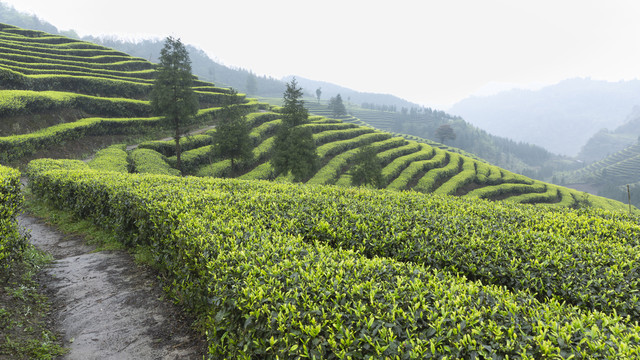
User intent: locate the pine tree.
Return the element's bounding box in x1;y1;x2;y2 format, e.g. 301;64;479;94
328;94;347;118
246;71;258;94
281;78;308;127
272;78;318;181
434;124;456;144
212;89;252;172
150;37;199;175
351;145;384;188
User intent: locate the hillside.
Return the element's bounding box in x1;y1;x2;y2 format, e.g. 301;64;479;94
561;141;640;209
449;78;640;156
577;105;640;163
302;99;572;181
0;2;431;104
0;1;577;181
284;76;420;112
0;23;630;213
4;23;640;359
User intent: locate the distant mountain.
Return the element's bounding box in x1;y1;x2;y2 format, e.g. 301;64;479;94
577;106;640;163
449;78;640;156
561;140;640;209
284;76;420;111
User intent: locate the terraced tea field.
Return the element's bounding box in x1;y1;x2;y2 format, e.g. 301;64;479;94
3;23;640;358
0;23;629;210
0;23;259;163
565;143;640;185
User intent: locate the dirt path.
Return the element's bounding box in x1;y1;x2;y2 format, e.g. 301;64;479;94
19;214;207;360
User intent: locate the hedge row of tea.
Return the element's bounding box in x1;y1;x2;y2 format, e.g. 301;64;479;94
27;159;640;358
0;89;151;119
304;101;479;160
0;164;25;276
86;144;179;176
0;98;264;163
55;149;640;319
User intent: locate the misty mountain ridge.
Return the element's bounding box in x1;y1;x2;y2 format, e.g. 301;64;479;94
449;78;640;157
577;106;640;163
282;76;420;110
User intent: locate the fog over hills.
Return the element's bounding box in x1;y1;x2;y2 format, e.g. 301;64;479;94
449;78;640;156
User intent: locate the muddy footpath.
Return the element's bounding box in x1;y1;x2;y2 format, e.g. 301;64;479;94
19;214;207;360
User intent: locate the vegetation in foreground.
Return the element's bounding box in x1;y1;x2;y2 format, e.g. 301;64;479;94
25;158;640;359
0;164;65;359
0;245;66;360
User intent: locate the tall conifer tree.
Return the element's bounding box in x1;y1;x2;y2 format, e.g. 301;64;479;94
150;36;199;175
212;89;252;172
272;78;318;181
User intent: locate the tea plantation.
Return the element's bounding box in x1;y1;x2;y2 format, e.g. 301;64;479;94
564;143;640;185
2;23;640;358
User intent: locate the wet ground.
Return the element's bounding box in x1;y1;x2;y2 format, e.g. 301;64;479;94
19;214;207;360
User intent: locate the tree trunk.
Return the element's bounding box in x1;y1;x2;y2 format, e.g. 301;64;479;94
175;117;182;176
175;136;182;176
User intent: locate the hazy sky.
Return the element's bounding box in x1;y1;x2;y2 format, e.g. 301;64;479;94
3;0;640;108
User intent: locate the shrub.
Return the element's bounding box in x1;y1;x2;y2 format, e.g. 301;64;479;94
87;144;130;173
386;148;447;191
414;153;462;193
25;161;640;358
138;134;213;157
167;145;215;175
0;165;27;279
130;148;180;176
433;158;476;195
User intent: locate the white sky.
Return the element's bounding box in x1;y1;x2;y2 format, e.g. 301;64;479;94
3;0;640;109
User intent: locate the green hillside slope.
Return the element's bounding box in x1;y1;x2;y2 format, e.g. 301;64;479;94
567;143;640;184
0;23;259;163
303;99;570;181
577;106;640;163
562;142;640;209
4;23;640;358
0;23;631;212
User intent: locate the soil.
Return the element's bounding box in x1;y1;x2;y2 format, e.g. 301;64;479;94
19;214;207;360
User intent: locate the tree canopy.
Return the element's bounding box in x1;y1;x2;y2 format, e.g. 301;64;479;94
272;78;318;182
328;94;347;118
351;145;384;188
150;36;199;175
435;124;456;144
212;89;252;172
281;78;309;128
